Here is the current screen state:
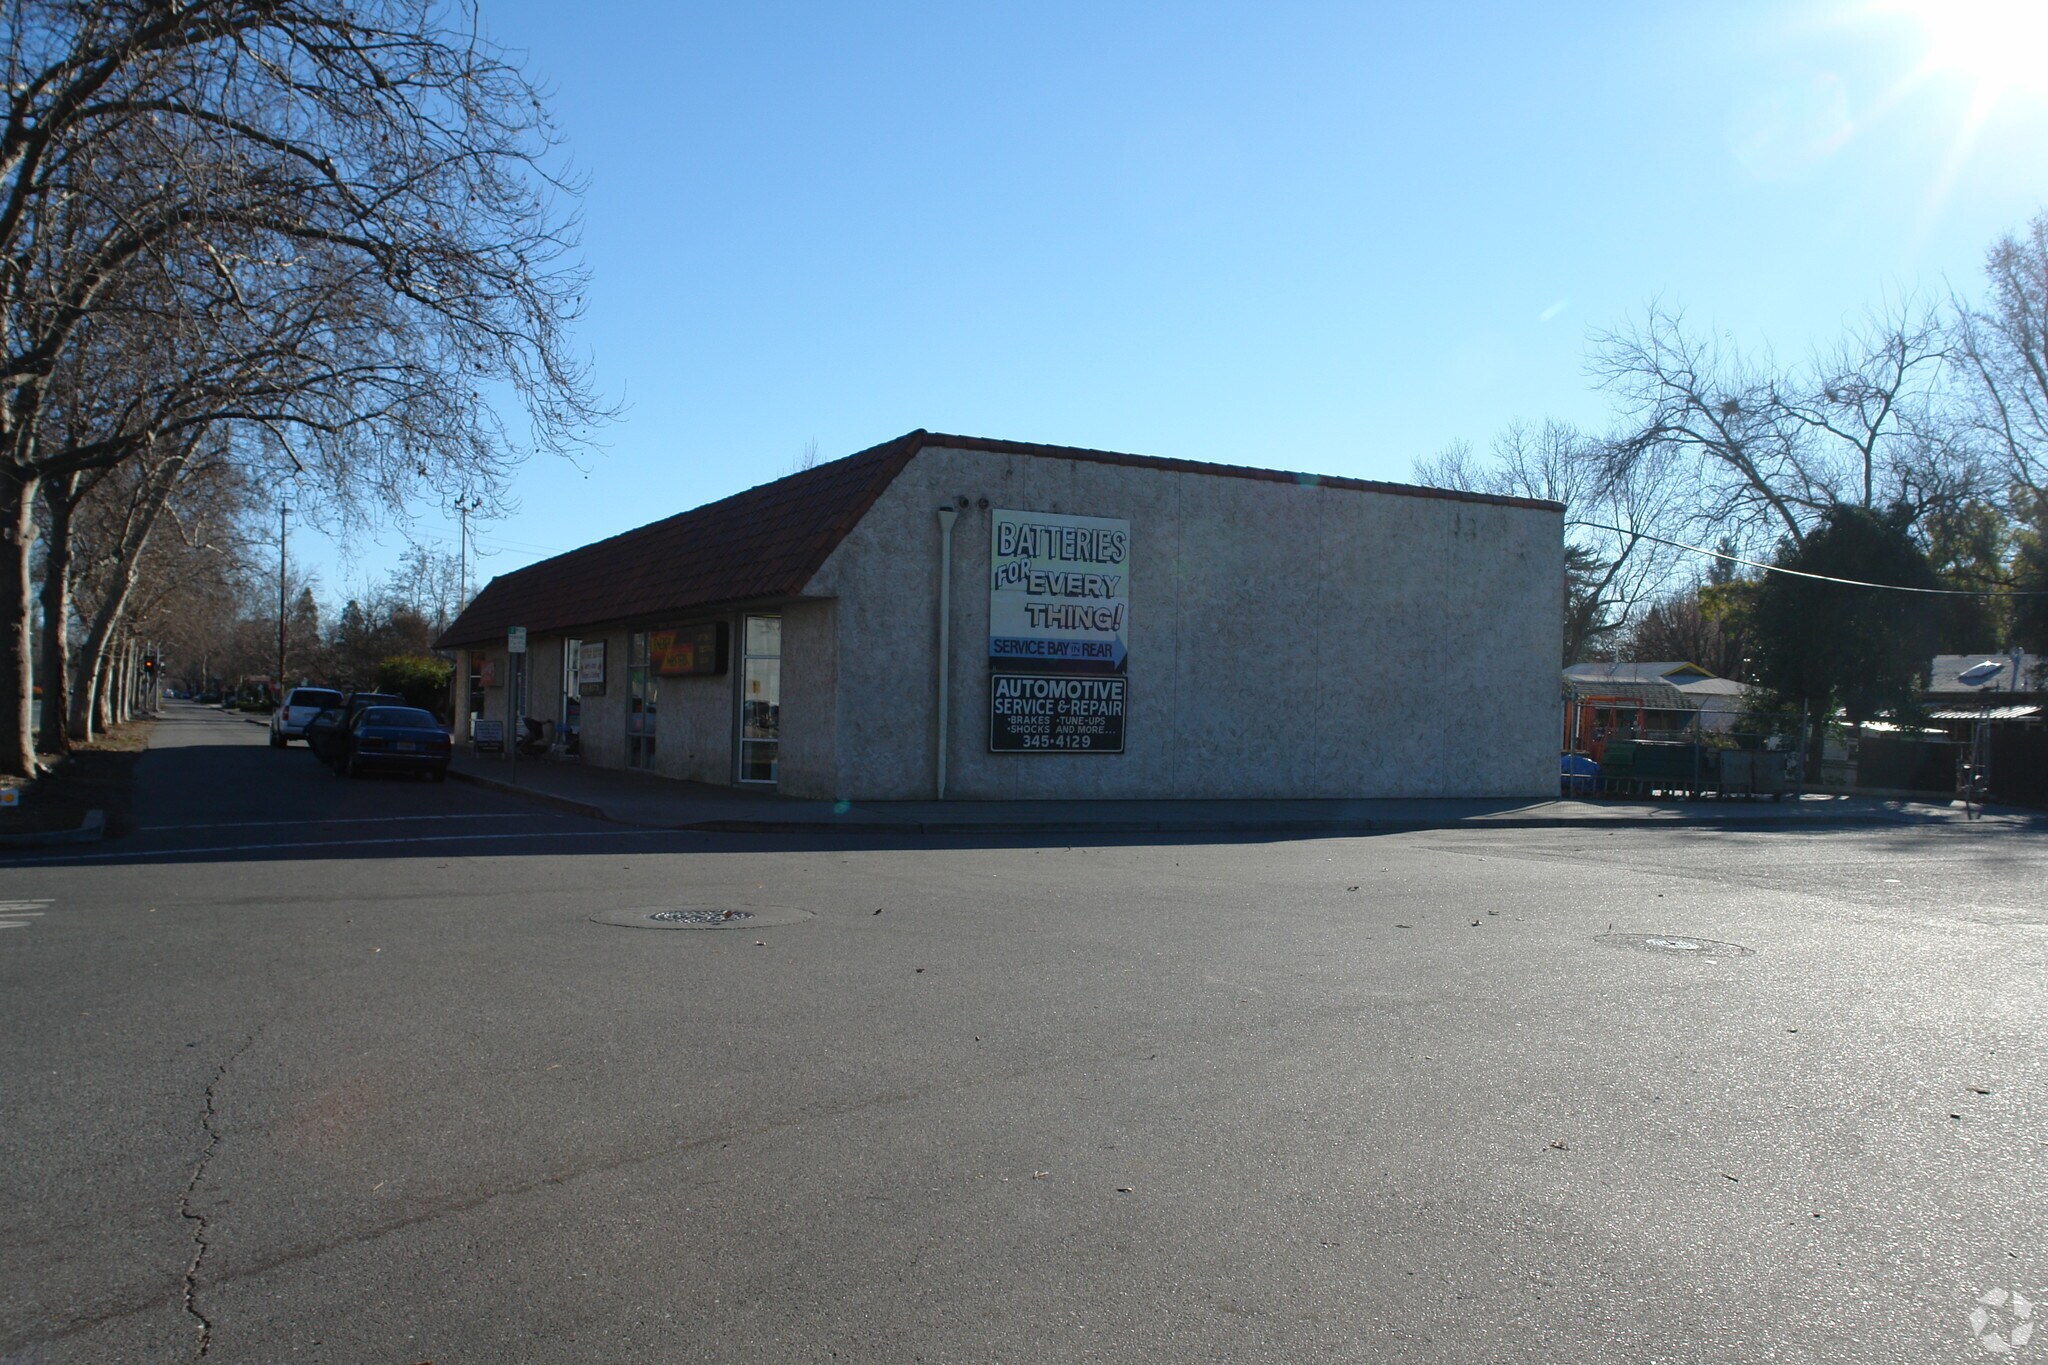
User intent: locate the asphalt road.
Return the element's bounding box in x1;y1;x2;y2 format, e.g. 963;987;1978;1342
2;702;2043;1363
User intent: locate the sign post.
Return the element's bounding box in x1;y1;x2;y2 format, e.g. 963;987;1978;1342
507;627;527;776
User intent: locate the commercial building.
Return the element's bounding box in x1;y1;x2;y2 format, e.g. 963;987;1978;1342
434;430;1564;801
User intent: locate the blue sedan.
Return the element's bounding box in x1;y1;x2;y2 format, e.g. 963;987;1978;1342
335;706;453;781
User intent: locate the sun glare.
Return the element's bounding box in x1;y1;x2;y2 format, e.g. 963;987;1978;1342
1886;0;2048;100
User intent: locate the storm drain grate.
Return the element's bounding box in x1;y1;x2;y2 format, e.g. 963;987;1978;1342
1598;932;1754;957
590;904;812;931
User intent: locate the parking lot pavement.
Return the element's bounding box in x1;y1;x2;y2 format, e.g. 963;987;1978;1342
1;707;2043;1361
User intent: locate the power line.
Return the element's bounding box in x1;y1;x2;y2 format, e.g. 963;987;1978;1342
1566;521;2048;597
408;525;571;558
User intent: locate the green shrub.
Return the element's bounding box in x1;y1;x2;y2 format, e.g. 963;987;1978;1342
375;654;453;717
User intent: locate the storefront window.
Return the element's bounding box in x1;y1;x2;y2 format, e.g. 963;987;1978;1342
739;614;780;783
627;631;658;769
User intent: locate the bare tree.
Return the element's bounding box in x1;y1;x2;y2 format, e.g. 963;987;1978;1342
1418;419;1684;662
1774;299;1977;515
1595;301;1980;564
1955;212;2048;504
66;436;257;739
1591;306;1815;548
0;0;606;775
1626;584;1750;679
374;543;467;636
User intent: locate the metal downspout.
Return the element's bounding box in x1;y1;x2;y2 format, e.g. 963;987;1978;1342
935;506;958;799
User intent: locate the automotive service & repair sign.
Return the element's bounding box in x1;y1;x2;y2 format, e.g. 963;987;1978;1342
989;673;1126;752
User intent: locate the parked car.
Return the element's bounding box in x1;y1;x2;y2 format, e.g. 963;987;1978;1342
269;687;344;747
303;691;406;765
333;706;452;781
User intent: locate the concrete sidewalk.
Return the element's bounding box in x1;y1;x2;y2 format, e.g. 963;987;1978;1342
446;748;2044;836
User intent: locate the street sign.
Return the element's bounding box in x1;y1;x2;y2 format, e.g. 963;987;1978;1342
507;626;528;654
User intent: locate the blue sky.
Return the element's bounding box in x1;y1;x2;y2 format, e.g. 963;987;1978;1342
299;0;2048;603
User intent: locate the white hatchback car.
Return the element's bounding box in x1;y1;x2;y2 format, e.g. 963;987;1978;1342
269;687;343;747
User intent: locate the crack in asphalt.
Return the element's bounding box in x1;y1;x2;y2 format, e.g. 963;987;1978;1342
19;1037;1158;1348
178;1034;257;1359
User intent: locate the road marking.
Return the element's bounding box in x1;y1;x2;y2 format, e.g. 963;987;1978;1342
0;898;53;933
137;814;562;832
5;828;680;864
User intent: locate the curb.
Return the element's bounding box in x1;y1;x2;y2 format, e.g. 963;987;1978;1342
446;767;612;823
669;810;1992;838
0;809;107;847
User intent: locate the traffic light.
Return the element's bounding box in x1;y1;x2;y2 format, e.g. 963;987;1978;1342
143;656;157;676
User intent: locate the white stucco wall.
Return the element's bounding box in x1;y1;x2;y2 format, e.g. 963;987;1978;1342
655;645;739;785
777;598;840;799
803;443;1562;800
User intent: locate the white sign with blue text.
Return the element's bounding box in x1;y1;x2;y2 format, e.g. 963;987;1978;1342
988;509;1129;671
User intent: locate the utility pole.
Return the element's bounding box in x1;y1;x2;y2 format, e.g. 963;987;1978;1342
456;495;477;606
277;503;289;699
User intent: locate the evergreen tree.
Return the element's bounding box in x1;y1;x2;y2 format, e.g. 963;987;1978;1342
1751;506;1943;777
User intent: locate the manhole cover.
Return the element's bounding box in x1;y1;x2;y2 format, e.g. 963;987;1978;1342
1598;932;1754;957
589;904;813;931
648;909;753;925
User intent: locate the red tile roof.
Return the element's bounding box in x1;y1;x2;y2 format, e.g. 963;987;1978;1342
435;430;921;648
436;429;1559;649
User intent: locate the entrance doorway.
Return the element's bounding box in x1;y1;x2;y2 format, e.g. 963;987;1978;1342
738;614;780;783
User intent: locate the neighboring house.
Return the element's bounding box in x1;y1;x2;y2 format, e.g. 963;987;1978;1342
1563;660;1748;734
1923;653;2043;737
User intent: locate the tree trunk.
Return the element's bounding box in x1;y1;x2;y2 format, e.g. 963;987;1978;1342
70;553;148;741
0;464;38;777
71;601;125;749
68;644;97;744
94;645;113;733
119;639;135;723
64;449;186;742
38;476;77;756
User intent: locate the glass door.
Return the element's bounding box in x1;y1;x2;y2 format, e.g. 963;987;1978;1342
627;631;657;769
738;614;780;783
